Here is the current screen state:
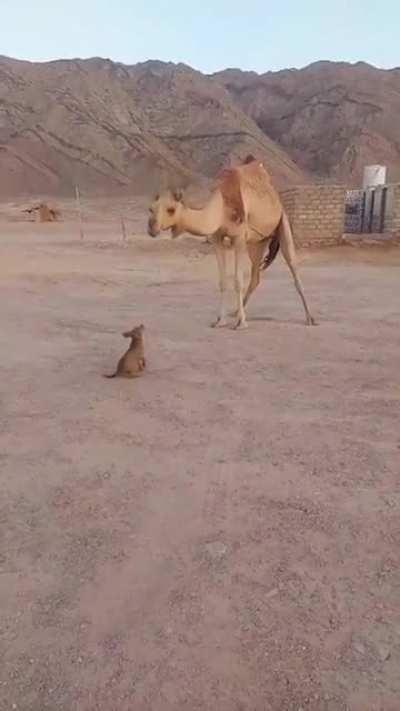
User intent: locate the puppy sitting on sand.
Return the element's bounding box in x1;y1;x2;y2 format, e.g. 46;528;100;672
105;324;146;379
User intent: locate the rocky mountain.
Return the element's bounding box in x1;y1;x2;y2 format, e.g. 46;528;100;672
0;56;304;198
215;61;400;186
1;56;399;198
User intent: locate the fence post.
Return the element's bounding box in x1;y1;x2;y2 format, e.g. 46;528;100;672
75;185;84;240
368;189;375;233
120;216;127;242
380;187;388;233
360;191;366;233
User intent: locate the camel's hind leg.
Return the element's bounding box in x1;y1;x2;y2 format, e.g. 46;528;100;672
278;212;315;325
233;234;249;329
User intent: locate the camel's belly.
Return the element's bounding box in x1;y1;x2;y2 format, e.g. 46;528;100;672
247;190;283;238
248;212;281;240
247;228;265;243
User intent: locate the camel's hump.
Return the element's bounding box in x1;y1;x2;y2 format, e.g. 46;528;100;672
238;160;273;195
218;168;245;222
218;161;274;221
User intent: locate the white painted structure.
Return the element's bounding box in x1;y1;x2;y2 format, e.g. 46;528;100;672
362;165;387;190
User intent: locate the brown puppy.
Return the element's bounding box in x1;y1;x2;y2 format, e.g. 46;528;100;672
105;325;146;379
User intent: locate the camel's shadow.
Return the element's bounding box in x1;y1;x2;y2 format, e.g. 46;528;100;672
247;315;315;326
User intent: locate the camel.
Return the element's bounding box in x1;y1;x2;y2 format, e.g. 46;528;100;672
24;203;61;222
148;157;314;329
39;203;60;223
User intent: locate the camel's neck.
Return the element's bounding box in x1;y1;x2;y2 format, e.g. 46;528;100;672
179;191;224;237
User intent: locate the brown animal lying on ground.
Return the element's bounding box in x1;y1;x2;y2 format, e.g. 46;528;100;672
104;325;146;379
24;203;61;222
39;204;61;222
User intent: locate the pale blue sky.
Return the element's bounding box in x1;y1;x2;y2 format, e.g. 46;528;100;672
1;0;398;73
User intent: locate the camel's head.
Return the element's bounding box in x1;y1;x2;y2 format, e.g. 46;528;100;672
148;189;184;238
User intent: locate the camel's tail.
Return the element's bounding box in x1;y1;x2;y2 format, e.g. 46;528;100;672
261;232;280;271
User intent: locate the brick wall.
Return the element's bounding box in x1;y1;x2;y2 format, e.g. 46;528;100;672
280;185;346;247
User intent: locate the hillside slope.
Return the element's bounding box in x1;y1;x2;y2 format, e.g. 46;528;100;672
215;61;400;186
0;56;304;197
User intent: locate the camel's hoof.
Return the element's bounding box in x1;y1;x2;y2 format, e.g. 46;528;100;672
306;317;318;326
233;320;248;330
211;319;228;328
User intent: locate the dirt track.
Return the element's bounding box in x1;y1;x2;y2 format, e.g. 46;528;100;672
1;214;400;710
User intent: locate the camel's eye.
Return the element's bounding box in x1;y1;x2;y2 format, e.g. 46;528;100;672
167;207;175;216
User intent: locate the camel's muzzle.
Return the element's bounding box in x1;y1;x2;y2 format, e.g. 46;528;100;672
170;224;185;239
147;218;160;238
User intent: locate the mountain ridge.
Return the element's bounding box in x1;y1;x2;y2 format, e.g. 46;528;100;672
1;55;399;197
214;61;400;185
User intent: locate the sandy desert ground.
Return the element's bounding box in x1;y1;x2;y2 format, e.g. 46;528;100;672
1;200;400;710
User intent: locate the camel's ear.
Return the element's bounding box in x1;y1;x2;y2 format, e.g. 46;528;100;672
154;193;159;201
173;189;183;203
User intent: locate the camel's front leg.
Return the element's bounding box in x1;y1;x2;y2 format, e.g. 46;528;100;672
211;239;228;328
243;240;265;307
233;236;248;329
229;237;263;317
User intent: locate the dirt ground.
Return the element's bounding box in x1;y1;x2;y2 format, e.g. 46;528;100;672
1;204;400;711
